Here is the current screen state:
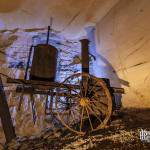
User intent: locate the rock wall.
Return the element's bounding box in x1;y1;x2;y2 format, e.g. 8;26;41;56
95;0;150;108
0;29;82;143
0;0;119;38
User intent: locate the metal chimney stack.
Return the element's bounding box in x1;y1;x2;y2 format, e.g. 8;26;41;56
80;39;90;74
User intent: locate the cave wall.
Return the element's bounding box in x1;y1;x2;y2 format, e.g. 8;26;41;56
95;0;150;108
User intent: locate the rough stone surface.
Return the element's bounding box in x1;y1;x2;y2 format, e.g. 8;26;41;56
96;0;150;107
0;0;119;38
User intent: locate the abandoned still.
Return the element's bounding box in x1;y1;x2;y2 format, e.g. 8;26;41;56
0;0;150;149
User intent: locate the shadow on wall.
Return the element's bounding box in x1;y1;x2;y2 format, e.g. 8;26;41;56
86;26;130;86
86;26;128;108
0;33;18;67
0;0;23;13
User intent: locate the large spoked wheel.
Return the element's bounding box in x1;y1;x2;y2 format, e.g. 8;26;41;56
56;73;112;135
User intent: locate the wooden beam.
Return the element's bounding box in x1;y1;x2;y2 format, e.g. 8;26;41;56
0;77;16;143
111;87;125;94
7;78;124;94
7;77;60;87
7;78;80;89
16;86;78;96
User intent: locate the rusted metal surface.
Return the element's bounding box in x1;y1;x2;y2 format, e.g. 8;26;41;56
30;44;58;81
46;26;51;44
80;39;90;74
24;45;33;80
0;77;16;143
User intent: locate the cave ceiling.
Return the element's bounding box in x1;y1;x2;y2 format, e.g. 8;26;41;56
0;0;119;37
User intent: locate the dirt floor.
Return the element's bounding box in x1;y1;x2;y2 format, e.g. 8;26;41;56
3;108;150;150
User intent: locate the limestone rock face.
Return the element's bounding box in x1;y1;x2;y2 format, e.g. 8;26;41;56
0;0;118;38
96;0;150;108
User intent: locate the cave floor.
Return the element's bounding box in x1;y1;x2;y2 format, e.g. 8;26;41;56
4;108;150;150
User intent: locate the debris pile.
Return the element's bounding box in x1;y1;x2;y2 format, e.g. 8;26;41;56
4;108;150;150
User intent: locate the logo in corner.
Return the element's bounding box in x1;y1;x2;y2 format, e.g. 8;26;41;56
140;129;150;143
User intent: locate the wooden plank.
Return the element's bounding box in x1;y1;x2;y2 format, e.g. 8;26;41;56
0;77;16;143
16;86;78;97
111;87;125;94
7;77;60;87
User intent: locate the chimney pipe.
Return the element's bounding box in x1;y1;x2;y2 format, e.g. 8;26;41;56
80;39;90;74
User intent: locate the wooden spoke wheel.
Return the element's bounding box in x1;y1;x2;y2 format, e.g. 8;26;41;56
56;73;112;135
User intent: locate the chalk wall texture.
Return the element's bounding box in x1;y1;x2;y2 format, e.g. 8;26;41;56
95;0;150;108
0;0;119;38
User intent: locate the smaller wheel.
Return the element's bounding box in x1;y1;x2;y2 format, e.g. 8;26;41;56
56;73;112;135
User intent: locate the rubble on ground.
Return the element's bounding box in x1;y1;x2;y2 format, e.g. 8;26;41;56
2;108;150;150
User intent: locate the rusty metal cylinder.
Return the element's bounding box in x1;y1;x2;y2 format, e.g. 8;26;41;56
30;44;58;82
80;39;90;73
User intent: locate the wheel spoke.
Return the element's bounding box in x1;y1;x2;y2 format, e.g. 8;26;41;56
80;107;84;131
57;99;77;107
88;82;98;96
89;100;98;103
90;91;101;99
90;93;106;100
18;92;24;111
70;110;77;125
90;99;108;107
30;94;36;124
45;94;48;114
87;105;102;123
59;108;70;114
71;88;81;98
85;106;93;130
89;102;107;115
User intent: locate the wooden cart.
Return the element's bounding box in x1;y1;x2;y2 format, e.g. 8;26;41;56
7;27;124;135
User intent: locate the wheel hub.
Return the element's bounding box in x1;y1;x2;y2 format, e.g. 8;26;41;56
80;97;89;106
